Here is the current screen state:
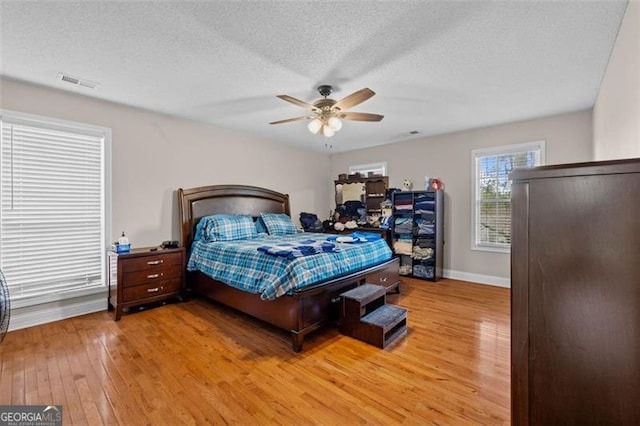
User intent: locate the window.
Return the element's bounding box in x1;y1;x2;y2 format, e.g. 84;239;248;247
472;141;545;252
349;161;387;177
0;110;111;306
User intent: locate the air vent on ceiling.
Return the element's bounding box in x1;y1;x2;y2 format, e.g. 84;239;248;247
400;130;421;138
57;73;100;90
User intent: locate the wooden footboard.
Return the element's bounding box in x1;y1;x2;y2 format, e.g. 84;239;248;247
189;257;400;352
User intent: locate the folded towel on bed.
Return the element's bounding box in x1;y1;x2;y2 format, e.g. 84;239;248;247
257;239;340;260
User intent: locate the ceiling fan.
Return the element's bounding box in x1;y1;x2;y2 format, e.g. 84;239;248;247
270;85;384;137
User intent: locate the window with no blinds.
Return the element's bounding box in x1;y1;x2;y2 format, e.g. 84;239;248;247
0;111;111;305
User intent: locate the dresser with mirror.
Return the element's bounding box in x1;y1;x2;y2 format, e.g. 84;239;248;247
332;175;391;246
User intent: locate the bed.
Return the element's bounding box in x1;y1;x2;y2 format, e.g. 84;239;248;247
178;184;400;352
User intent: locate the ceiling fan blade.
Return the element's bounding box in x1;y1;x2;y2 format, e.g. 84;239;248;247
339;112;384;122
276;95;318;112
332;88;375;111
269;116;315;125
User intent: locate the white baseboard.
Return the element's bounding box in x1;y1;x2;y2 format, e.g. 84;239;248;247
8;292;108;331
443;269;510;288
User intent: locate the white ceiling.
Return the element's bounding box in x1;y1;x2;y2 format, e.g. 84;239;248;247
0;1;628;153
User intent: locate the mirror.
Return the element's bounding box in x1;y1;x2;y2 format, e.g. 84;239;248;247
335;182;365;205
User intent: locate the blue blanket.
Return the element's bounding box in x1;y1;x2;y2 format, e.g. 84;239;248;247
257;239;340;260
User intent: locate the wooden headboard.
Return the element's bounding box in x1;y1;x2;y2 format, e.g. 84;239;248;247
178;184;291;249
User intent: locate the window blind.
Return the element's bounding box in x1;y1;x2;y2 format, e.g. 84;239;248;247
0;113;107;302
472;142;544;251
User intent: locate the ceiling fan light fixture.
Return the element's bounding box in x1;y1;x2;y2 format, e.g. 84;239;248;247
322;125;335;138
327;116;342;131
307;118;322;134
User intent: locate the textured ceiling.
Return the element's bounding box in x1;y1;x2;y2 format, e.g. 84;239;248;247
0;1;628;152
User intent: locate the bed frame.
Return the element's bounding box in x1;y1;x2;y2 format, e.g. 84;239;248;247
178;184;399;352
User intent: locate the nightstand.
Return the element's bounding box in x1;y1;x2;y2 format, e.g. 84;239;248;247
107;246;185;320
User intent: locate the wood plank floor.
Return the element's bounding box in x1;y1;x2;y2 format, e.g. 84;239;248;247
0;278;510;425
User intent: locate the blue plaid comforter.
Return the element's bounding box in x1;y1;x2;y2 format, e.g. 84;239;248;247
187;232;392;300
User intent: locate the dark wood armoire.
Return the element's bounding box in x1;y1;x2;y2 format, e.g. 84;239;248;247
510;158;640;425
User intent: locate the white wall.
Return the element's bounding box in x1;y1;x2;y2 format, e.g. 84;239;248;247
1;77;330;329
593;0;640;160
331;111;593;286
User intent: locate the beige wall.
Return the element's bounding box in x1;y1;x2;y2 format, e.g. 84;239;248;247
0;78;330;247
330;111;593;285
594;0;640;160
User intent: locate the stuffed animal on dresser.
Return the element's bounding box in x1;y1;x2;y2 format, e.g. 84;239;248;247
402;179;413;191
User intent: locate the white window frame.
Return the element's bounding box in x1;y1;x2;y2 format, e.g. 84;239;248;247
471;140;545;253
0;109;112;308
349;161;387;177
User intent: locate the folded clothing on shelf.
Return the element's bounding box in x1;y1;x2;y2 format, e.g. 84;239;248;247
394;217;413;234
413;264;435;279
411;246;433;259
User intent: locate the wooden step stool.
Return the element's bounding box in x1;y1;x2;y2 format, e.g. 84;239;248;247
340;283;407;348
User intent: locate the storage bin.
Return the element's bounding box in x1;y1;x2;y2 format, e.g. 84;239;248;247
111;243;131;254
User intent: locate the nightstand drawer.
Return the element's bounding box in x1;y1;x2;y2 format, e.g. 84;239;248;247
122;264;182;287
122;278;182;302
122;252;182;273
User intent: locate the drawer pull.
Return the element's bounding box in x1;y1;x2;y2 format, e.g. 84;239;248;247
331;297;341;304
379;276;388;282
147;273;163;279
147;286;163;293
147;260;164;265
